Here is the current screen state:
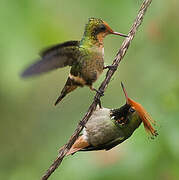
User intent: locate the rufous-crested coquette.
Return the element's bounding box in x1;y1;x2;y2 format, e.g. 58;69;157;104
21;18;128;105
65;82;158;155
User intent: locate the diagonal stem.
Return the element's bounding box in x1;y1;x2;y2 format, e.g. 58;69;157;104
41;0;152;179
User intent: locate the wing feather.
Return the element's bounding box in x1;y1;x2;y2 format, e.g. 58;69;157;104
80;136;125;151
21;40;80;77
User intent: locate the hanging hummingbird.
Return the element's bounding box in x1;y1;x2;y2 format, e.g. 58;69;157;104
21;18;128;105
65;82;158;155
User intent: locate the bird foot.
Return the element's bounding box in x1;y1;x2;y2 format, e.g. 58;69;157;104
89;86;104;96
89;86;103;108
93;88;104;97
94;89;104;108
94;97;102;108
104;65;118;71
79;120;87;128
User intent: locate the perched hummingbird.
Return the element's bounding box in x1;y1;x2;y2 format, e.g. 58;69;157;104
65;83;158;155
21;18;127;105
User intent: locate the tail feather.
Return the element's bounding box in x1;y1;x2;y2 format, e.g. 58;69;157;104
54;94;66;106
66;136;89;156
54;77;78;106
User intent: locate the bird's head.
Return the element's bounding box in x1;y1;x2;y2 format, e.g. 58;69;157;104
82;18;128;45
121;82;158;138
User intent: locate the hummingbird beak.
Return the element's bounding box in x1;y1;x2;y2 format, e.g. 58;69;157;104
111;31;128;37
103;22;128;37
121;82;130;104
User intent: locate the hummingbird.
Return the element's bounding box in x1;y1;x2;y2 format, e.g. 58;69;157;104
21;18;128;105
65;82;158;155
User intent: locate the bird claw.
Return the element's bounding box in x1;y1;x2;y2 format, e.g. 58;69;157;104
93;88;104;97
94;97;102;108
89;86;103;108
79;120;87;128
94;89;104;108
104;65;118;71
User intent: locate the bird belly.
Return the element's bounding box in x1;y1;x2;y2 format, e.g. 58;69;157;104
84;108;123;147
70;49;104;86
81;55;104;85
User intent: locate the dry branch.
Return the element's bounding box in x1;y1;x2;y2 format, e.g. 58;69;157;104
41;0;152;179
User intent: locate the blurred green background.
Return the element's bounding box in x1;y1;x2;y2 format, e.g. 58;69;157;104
1;0;179;180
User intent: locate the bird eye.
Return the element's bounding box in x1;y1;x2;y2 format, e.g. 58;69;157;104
99;24;106;31
129;107;135;113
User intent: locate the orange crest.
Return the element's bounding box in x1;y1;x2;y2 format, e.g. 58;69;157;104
121;82;158;138
128;98;158;138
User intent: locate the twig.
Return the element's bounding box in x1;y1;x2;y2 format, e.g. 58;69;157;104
41;0;153;179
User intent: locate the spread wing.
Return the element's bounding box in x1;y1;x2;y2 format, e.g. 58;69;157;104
21;41;80;77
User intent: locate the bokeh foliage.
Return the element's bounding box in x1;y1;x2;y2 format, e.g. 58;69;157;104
1;0;179;180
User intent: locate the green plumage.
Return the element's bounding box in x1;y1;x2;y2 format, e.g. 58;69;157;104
80;18;104;46
70;46;104;85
